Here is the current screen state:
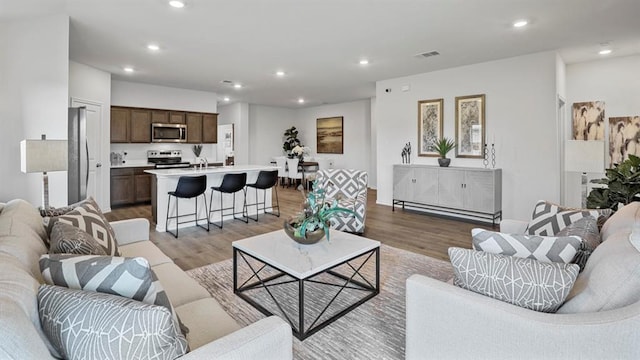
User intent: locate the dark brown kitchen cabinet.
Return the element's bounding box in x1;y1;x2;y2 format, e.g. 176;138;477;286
110;167;153;207
169;111;186;124
202;113;218;143
110;107;130;143
130;109;151;143
151;110;169;124
186;113;203;143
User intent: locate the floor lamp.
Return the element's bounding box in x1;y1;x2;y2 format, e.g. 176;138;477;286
20;135;68;209
565;140;605;208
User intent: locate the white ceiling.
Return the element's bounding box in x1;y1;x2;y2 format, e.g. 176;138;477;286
3;0;640;108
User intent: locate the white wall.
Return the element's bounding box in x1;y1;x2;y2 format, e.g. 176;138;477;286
69;61;111;209
565;54;640;206
369;97;377;188
110;80;219;163
376;51;560;220
0;14;69;206
296;99;372;173
248;105;297;165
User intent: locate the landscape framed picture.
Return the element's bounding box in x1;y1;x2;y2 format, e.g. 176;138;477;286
317;116;343;154
455;94;485;158
417;98;443;157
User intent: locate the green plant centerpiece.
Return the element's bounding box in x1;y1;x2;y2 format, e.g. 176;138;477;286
434;137;456;167
587;154;640;211
283;126;301;158
284;184;357;245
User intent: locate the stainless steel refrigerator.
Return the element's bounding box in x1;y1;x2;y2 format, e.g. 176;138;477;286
68;107;88;204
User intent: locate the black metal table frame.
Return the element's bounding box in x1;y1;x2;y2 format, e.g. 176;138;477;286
233;246;380;340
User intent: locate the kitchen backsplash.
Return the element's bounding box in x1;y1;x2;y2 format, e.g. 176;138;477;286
111;143;219;164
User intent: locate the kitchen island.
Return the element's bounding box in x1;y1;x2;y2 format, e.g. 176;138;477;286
145;165;278;232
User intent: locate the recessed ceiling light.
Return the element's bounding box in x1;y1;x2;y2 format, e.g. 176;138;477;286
169;1;185;8
512;19;528;28
223;97;230;102
359;59;369;65
123;67;134;73
233;83;242;89
276;71;285;77
147;44;160;51
298;98;305;104
599;49;612;55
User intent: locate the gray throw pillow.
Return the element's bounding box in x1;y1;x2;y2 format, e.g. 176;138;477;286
39;254;188;337
49;221;108;255
526;200;601;236
47;197;119;256
471;228;582;264
38;285;187;360
449;247;579;313
556;216;601;271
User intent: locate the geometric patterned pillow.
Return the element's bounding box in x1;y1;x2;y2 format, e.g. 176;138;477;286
471;228;582;264
449;247;580;313
49;221;108;255
48;197;119;256
526;200;600;236
37;285;188;360
38;254;188;338
556;216;601;271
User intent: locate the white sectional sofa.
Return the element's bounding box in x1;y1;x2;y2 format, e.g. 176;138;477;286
406;202;640;359
0;199;292;359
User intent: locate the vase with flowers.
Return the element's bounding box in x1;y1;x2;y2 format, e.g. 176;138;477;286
284;184;358;245
291;145;310;163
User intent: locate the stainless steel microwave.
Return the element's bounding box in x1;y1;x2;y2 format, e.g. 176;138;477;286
152;123;187;143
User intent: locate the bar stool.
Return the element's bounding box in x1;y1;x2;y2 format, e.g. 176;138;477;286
209;173;248;228
166;175;209;238
245;170;280;221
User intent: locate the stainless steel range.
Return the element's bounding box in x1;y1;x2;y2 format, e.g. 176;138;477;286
147;150;192;169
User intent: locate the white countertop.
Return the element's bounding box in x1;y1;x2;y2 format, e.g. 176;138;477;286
145;164;277;177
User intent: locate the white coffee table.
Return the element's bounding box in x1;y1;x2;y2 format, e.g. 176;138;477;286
233;229;380;340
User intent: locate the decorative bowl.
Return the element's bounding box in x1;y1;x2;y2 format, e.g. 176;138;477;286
283;219;326;245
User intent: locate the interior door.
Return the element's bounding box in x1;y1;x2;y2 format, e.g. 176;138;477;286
71;98;103;208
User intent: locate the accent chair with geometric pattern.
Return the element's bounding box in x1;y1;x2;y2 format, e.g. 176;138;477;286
314;169;367;233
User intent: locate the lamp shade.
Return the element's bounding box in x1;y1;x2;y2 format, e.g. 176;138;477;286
565;140;605;173
20;139;68;173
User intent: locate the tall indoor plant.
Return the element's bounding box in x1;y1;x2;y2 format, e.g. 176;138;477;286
283;126;301;158
434;137;456;167
587;154;640;211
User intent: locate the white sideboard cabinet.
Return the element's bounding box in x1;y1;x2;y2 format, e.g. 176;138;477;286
393;164;502;224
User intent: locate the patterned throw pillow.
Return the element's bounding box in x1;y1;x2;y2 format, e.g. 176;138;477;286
48;197;119;256
449;247;579;313
39;254;188;337
471;229;582;264
38;285;187;360
526;200;601;236
49;221;108;255
556;216;601;271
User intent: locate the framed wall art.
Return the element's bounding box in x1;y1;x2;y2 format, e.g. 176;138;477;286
572;101;605;140
609;116;640;167
417;98;443;157
317;116;343;154
455;94;485;158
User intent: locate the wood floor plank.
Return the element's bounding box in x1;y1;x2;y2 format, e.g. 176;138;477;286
106;186;495;271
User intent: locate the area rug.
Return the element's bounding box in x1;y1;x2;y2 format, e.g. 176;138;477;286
187;244;454;360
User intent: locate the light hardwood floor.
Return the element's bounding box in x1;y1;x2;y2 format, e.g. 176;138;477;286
105;186;495;271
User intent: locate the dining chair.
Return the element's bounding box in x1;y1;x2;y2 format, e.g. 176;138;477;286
286;158;303;188
274;156;288;187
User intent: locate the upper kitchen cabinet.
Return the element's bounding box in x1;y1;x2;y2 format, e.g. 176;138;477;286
110;107;130;143
130;109;151;143
169;111;186;124
202;114;218;143
151;110;169;124
186;113;203;144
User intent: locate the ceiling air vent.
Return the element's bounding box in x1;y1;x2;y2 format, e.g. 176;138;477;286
220;80;233;85
415;51;440;58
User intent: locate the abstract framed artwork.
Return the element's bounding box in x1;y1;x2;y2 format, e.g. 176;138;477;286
573;101;605;140
609;116;640;167
417;98;444;157
455;94;485;158
317;116;344;154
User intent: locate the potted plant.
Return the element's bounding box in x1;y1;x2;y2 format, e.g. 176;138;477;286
192;144;203;162
284;185;358;244
434;137;456;167
283;126;301;158
587;154;640;211
291;145;310;162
